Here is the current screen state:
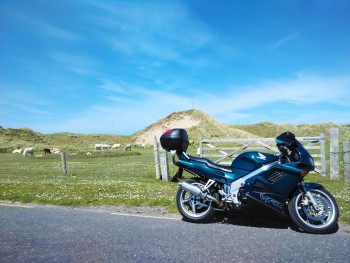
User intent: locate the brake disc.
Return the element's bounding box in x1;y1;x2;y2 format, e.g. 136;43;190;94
302;195;329;221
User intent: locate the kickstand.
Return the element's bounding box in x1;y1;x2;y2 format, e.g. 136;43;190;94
171;168;184;182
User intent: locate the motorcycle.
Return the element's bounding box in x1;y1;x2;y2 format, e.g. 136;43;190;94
160;129;339;234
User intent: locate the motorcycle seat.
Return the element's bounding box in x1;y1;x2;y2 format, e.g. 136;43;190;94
188;155;233;173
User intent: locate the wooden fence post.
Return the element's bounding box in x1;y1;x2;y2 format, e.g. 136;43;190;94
344;141;350;183
60;152;67;175
330;128;339;180
320;133;326;177
153;136;161;180
199;138;203;157
159;148;169;181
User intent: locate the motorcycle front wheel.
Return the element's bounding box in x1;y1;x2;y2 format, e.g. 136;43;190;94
288;188;339;234
176;179;214;222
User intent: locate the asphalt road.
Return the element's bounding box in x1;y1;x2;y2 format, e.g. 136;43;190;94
1;203;350;263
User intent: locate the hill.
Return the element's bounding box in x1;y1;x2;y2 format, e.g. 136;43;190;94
132;109;349;144
230;121;350;139
133;109;257;145
0;126;130;153
0;126;53;153
0;110;349;152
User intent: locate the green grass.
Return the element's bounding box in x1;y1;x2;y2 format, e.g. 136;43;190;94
0;150;349;224
0;150;179;212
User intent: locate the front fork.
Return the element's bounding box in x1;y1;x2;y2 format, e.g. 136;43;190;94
300;181;319;211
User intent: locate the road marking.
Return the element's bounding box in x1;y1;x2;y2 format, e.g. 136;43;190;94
0;203;34;208
111;212;181;221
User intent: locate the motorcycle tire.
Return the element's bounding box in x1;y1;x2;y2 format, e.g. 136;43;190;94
176;179;214;223
288;188;339;234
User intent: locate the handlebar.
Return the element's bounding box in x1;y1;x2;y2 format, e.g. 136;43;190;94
277;144;292;163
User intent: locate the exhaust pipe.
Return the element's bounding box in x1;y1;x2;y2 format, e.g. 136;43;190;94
179;182;220;206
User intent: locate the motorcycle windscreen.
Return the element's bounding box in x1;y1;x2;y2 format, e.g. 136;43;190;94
275;131;297;148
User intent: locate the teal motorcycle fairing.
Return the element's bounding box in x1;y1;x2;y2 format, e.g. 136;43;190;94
161;129;339;234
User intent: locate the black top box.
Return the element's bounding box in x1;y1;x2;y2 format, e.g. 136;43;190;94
160;128;189;152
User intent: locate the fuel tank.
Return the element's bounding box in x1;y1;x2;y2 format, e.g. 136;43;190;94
231;151;277;171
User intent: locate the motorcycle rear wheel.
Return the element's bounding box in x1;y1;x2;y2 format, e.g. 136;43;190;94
176;179;214;222
288;188;339;234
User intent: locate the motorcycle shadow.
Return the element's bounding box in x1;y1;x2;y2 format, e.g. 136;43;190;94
212;210;295;231
189;203;299;231
188;204;339;234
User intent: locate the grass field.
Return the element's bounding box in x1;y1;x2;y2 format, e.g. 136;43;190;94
0;149;349;224
0;150;179;210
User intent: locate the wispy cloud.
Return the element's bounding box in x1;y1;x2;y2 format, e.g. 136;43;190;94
198;73;350;114
194;73;350;125
43;85;193;134
51;52;97;76
11;103;52;116
40;73;350;133
2;6;79;41
32;19;80;41
94;1;212;61
99;79;126;94
2;88;52;106
270;31;302;51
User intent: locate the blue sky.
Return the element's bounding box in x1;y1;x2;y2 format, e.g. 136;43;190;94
1;0;349;135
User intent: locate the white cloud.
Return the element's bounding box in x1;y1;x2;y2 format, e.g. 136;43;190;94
33;20;79;40
2;6;79;41
41;87;192;134
270;31;302;51
197;73;350;116
12;103;52;116
99;79;126;94
51;52;97;76
19;72;350;134
94;1;212;61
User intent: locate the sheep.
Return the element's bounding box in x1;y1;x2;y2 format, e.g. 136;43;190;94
124;144;132;151
95;144;111;150
44;148;51;154
111;144;121;150
23;147;34;157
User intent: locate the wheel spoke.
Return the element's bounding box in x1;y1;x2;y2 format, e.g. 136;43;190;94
198;202;209;208
191;202;197;214
181;196;191;205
